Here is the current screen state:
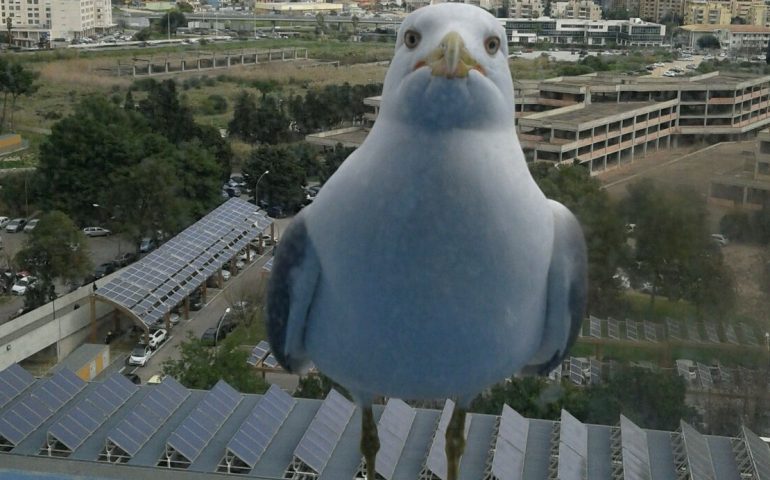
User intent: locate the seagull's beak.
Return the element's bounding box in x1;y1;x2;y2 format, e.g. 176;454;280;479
414;31;485;79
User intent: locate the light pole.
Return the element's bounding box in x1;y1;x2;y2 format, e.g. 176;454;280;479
254;170;270;207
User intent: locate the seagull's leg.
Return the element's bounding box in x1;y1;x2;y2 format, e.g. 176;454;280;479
361;403;380;480
445;405;467;480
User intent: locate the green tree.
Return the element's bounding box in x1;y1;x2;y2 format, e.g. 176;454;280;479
294;373;350;399
604;6;630;19
0;60;39;132
159;10;187;35
162;333;268;393
244;144;307;210
470;376;588;420
133;28;151;41
320;144;355;183
229;91;259;143
697;34;721;50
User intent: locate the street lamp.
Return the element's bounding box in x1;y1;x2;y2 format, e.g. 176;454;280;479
254;170;270;207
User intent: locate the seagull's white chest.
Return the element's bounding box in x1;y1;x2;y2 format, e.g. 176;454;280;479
302;126;554;400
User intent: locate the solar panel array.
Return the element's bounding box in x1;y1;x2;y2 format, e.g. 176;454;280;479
589;316;602;338
166;380;242;465
625;321;639;341
697;363;714;390
105;377;190;458
247;341;270;367
569;357;586;385
263;354;279;369
739;323;759;346
742;426;770;480
369;399;417;480
423;399;472;480
96;198;271;326
589;358;602;385
643;322;658;342
0;369;85;448
686;321;704;343
291;389;354;475
490;405;529;480
704;322;721;343
225;384;296;470
680;421;717;480
0;363;35;409
666;318;682;341
558;409;587;480
607;318;620;340
724;324;739;345
619;415;651;480
47;373;138;453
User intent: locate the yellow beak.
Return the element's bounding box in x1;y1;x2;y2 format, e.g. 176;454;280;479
415;32;484;79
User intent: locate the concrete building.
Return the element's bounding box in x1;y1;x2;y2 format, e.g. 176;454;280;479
508;0;545;18
710;128;770;207
683;0;732;24
0;0;113;47
638;0;684;22
552;0;603;20
679;23;770;55
505;17;666;46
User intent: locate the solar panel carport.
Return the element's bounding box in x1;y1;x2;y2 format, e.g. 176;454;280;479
91;198;272;334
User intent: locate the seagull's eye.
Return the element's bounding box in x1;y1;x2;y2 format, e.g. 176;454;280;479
404;30;421;49
485;36;501;55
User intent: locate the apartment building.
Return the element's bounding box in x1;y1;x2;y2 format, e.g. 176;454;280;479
0;0;112;47
509;0;545;18
506;17;666;46
710;128;770;207
638;0;684;22
683;0;732;24
552;0;603;20
679;24;770;55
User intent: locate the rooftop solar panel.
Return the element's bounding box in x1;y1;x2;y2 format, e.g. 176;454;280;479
697;363;713;390
686;321;704;342
739;323;759;346
607;318;620;340
625;321;639;341
558;409;587;480
620;415;651;480
0;363;35;410
423;399;472;480
589;358;602;385
589;316;602;338
370;399;416;480
247;341;270;367
96;198;271;327
490;405;529;480
0;369;85;447
666;318;682;341
680;420;716;480
225;385;296;471
643;321;658;342
704;322;720;343
291;389;354;475
263;354;279;369
47;373;138;453
105;377;190;458
165;380;241;465
724;324;739;345
743;426;770;480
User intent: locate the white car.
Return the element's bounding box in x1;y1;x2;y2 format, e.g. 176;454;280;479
83;226;111;237
148;328;167;349
128;344;152;366
0;217;9;229
221;269;232;281
23;218;39;233
11;276;37;295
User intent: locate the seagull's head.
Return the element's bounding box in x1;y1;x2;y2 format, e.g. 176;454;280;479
379;3;515;130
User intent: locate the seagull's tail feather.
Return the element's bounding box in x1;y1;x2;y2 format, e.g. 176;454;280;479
266;214;320;375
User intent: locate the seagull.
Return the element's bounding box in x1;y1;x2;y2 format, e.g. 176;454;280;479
266;4;587;480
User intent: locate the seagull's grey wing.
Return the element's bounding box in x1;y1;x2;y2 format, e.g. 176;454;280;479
266;213;321;374
522;200;587;376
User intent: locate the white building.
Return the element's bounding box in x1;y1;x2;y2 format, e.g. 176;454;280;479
679;23;770;55
506;17;666;46
0;0;113;47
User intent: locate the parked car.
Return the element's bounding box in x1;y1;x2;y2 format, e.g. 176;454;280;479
123;372;141;384
83;226;111;237
11;275;37;295
23;218;39;233
266;206;284;219
139;237;156;254
148;328;167;349
218;308;237;333
94;261;117;279
128;344;152;366
201;326;227;346
221;268;232;281
0;217;10;229
6;218;26;233
116;252;138;267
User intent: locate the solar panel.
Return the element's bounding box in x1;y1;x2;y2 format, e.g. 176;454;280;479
0;364;35;409
247;341;270;367
643;322;658;342
105;377;190;458
166;380;242;465
607;318;620;340
680;420;716;480
490;405;529;480
558;409;587;480
263;257;273;272
743;426;770;480
724;324;739;345
423;399;472;480
569;357;586;385
697;363;713;390
225;384;296;470
96;198;271;326
620;415;652;480
686;321;704;343
589;358;602;385
739;323;759;346
0;369;85;447
48;373;138;453
704;322;720;343
263;354;279;369
666;318;682;341
625;321;639;341
589;316;602;338
291;389;354;475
